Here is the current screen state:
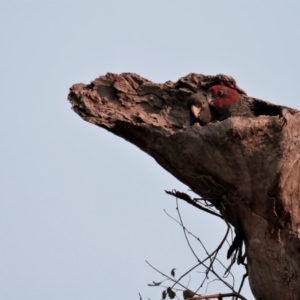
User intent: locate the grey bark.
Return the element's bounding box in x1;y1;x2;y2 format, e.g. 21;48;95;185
68;72;300;300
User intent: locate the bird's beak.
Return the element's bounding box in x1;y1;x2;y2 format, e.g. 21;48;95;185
206;92;215;106
190;105;201;119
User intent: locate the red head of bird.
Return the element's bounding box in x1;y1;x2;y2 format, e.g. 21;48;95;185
207;85;254;120
208;85;240;109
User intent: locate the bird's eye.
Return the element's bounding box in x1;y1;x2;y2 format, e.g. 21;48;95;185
217;90;224;96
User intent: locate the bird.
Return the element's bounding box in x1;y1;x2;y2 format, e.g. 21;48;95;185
207;85;254;121
186;92;215;125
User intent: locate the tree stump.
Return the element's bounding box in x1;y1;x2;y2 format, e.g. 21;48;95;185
68;72;300;300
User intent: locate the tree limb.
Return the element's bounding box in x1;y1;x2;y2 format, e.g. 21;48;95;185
68;72;300;300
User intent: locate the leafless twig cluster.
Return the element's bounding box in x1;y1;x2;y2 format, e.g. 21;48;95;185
145;190;248;300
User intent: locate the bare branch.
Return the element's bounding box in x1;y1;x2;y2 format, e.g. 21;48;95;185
189;292;247;300
165;190;223;219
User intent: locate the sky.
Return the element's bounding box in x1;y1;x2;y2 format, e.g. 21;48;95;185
1;1;300;300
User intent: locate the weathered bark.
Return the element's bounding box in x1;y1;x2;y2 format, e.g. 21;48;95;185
68;72;300;300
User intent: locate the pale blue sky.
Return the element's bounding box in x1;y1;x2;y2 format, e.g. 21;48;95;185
1;2;300;300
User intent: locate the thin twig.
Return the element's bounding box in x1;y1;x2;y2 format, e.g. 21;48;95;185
236;265;248;300
202;262;235;292
188;292;247;300
165;190;223;219
145;260;190;292
175;197;201;261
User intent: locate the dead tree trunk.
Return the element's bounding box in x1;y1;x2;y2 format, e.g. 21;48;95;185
68;72;300;300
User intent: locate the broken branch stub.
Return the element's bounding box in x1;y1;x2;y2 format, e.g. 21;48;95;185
68;72;300;300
